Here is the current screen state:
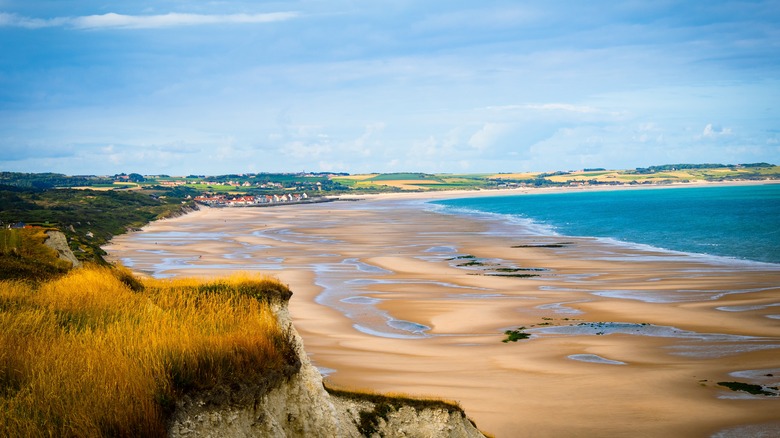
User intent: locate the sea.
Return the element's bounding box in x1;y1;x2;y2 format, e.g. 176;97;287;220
431;184;780;265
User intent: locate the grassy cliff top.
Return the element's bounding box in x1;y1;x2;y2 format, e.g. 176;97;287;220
0;266;298;437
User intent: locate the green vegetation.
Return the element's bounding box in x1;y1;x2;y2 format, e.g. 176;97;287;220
367;172;435;181
448;254;476;260
150;172;349;195
512;242;574;248
0;228;72;281
0;172;114;189
332;172;498;192
459;260;487;267
0;267;298;437
493;267;547;272
717;381;779;396
448;253;544;278
0;185;197;262
502;327;531;342
487;273;539;278
525;316;575;329
186;183;240;193
634;163;775;173
468;272;540;278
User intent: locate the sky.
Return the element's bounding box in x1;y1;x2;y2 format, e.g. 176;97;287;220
1;1;779;175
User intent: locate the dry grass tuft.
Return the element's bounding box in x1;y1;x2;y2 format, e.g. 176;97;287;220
0;228;72;281
0;266;296;437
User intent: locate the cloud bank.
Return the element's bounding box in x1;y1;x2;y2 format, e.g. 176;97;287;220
1;1;778;175
0;11;298;30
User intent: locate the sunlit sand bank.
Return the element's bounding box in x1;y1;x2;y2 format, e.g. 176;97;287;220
104;187;780;437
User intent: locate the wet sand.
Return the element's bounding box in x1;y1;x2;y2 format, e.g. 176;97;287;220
103;189;780;437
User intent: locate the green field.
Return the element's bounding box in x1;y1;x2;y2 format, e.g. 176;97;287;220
366;173;438;181
186;183;245;193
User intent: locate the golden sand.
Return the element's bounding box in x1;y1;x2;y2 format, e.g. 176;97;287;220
104;187;780;437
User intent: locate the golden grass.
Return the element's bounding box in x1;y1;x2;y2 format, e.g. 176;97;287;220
0;228;72;282
0;266;296;437
1;228;69;269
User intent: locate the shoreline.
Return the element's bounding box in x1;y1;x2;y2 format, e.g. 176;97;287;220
102;181;780;437
119;178;780;234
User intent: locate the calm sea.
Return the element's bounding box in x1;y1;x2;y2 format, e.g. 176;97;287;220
432;184;780;265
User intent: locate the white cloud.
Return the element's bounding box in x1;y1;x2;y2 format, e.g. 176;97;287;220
468;123;510;151
414;136;440;157
317;160;348;172
76;12;299;29
409;128;462;159
349;123;385;156
0;11;298;30
0;12;68;29
632;122;664;143
283;140;332;159
483;103;600;114
524;103;600;113
700;123;732;138
481;105;525;112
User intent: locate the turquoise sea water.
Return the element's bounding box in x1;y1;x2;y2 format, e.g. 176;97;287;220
432;184;780;265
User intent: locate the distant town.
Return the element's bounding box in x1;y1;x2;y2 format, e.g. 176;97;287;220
193;192;333;207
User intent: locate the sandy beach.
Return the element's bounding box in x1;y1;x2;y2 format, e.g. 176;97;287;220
103;186;780;437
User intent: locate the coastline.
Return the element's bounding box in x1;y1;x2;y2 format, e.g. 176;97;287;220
103;180;780;437
326;178;780;202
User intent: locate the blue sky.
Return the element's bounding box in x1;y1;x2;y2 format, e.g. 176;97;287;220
1;1;778;175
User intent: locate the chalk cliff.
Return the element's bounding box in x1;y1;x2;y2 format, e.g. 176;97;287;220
167;293;486;438
44;230;82;268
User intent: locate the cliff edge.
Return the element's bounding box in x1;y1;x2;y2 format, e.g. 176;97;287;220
44;230;82;268
168;293;486;438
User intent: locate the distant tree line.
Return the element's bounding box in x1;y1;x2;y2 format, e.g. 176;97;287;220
633;163;774;173
117;173;146;182
0;172;113;189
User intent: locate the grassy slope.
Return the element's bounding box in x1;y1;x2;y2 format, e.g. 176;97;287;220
0;267;298;437
0;228;72;281
0;186;197;262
